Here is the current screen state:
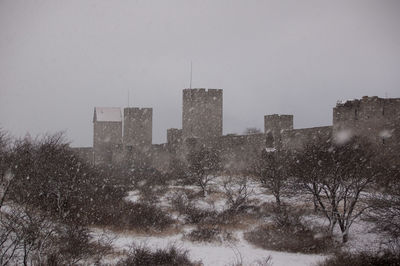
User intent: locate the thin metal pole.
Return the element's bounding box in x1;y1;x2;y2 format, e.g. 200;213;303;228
190;61;192;89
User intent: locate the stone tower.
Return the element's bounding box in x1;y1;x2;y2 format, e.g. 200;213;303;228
123;107;153;149
182;88;223;140
333;96;400;154
264;114;293;147
93;107;122;165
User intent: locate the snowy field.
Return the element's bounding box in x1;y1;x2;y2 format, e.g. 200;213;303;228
93;228;326;266
91;176;384;266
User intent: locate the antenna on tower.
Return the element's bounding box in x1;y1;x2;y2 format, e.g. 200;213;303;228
189;61;193;89
128;89;130;107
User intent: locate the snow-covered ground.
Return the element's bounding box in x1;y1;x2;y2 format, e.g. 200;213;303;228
98;176;385;265
93;228;326;266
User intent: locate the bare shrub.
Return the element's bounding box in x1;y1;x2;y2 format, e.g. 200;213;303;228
186;224;235;243
0;205;110;265
185;206;218;225
186;225;222;243
116;202;174;232
272;204;304;229
170;191;192;214
245;224;332;254
169;191;220;225
117;244;201;266
245;206;333;254
367;166;400;251
223;176;253;213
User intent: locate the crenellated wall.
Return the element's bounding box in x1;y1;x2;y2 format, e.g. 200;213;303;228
333;96;400;155
73;92;399;173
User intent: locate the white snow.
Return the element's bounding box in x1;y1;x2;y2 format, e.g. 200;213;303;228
93;228;326;266
379;129;392;139
336;99;355;105
99;175;388;265
333;129;353;145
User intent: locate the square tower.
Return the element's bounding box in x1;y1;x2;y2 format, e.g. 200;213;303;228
93;107;122;165
123;107;153;148
182;88;223;140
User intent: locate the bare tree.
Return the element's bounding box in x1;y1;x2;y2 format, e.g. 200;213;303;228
368;165;400;249
291;137;384;243
0;130;13;210
254;149;292;208
188;147;221;197
0;205;57;265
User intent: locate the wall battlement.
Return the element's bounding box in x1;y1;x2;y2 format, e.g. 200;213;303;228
183;88;223;95
333;96;400;154
77;91;399;171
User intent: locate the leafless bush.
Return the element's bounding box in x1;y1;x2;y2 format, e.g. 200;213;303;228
223;176;253;213
185;206;219;225
117;244;201;266
186;226;222;243
119;202;174;232
170;191;220;225
245;224;332;254
245;206;333;254
170;191;191;214
186;225;235;243
0;205;110;265
272;204;304;229
367;176;400;251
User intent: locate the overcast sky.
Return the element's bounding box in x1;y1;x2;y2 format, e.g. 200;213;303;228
1;0;399;146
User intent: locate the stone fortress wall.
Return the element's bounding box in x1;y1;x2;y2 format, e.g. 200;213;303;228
74;90;400;173
333;96;400;155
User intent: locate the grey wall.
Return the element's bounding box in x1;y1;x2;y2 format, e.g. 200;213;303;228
182;89;223;140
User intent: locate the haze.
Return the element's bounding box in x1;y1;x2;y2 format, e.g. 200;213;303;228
0;0;399;147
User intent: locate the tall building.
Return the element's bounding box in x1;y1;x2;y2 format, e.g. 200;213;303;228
182;88;223;140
